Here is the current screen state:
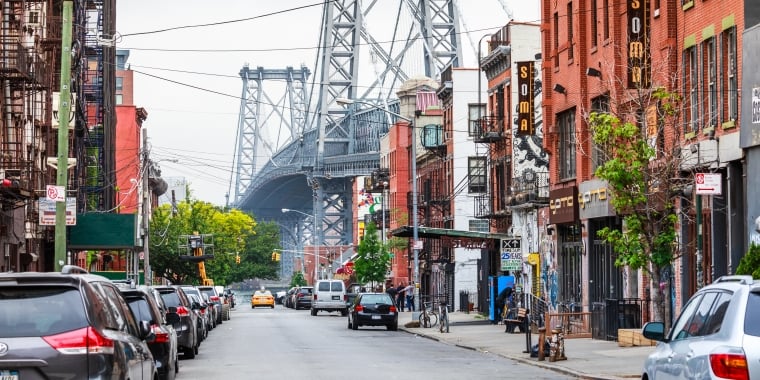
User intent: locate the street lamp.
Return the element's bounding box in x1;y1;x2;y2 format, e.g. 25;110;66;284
335;98;420;316
282;208;319;285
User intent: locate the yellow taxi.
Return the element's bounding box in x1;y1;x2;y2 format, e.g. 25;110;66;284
251;290;275;308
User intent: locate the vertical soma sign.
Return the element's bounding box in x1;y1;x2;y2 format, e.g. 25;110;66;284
516;61;535;136
627;0;650;88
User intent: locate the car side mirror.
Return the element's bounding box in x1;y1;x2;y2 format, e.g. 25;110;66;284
165;312;181;325
138;320;155;341
191;301;201;310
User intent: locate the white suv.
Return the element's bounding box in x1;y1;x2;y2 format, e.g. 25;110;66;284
311;279;348;316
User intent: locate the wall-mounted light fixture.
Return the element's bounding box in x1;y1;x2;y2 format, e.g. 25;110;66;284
546;225;555;235
553;84;566;94
586;67;602;78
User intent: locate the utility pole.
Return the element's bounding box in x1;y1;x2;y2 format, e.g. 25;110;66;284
142;129;151;284
54;2;73;271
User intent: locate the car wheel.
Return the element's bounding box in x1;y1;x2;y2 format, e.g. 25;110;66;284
388;323;398;331
352;319;359;330
184;346;196;359
341;309;348;317
270;305;274;309
311;308;317;316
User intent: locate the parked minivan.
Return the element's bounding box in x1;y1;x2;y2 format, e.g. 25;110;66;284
311;279;348;316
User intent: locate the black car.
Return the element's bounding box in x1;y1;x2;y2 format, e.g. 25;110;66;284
154;285;200;359
119;285;181;380
294;286;314;310
347;292;399;331
0;266;157;379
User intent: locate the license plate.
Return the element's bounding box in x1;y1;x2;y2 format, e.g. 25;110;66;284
332;296;340;300
0;370;19;380
372;315;381;320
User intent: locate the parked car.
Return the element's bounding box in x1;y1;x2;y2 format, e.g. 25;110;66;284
251;290;275;308
293;286;314;310
153;285;200;359
186;293;209;342
198;285;224;325
641;275;760;379
283;287;297;309
0;266;157;379
347;292;399;331
312;279;348;316
118;284;180;380
183;286;216;329
275;290;287;304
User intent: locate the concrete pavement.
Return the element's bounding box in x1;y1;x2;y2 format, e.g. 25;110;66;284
397;310;654;380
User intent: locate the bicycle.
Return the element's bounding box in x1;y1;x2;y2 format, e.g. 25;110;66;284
438;300;449;333
418;301;438;328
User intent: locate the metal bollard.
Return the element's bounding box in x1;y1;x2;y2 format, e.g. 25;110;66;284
537;327;546;361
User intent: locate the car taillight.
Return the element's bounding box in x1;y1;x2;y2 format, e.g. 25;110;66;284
710;353;749;380
151;324;170;344
389;305;397;313
210;296;220;302
176;306;190;316
43;326;114;355
355;304;364;312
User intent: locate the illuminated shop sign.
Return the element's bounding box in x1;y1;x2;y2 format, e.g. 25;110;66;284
627;0;650;88
516;61;535;136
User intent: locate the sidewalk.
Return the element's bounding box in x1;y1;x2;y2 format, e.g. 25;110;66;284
397;311;654;380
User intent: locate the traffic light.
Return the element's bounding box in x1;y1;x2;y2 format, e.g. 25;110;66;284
275;252;281;261
235;255;241;264
271;252;276;261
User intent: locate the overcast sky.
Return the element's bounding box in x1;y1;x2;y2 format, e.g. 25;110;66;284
115;1;540;206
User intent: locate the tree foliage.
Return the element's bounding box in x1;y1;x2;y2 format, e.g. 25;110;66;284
290;271;307;287
353;221;392;288
149;200;279;285
736;243;760;279
589;87;683;324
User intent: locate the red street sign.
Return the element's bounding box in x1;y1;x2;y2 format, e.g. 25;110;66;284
695;173;722;195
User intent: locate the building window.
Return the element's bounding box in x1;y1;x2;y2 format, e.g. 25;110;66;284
116;76;123;90
590;0;598;48
590;95;609;171
603;0;610;40
468;157;487;193
567;2;574;61
553;12;560;67
469;219;489;233
115;94;123;105
723;27;738;123
469;103;486;136
558;109;576;180
705;38;717;128
686;46;698;132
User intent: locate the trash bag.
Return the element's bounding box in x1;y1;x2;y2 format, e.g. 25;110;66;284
530;340;551;358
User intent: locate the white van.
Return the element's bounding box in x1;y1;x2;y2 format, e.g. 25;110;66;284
311;279;348;316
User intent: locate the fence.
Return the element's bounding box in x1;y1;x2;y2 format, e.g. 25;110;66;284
591;298;647;341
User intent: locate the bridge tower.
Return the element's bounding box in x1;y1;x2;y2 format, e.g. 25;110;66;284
233;65;310;205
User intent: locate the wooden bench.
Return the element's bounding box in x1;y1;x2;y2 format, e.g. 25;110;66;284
504;307;527;333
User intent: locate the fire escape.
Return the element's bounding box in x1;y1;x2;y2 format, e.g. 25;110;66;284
0;0;57;271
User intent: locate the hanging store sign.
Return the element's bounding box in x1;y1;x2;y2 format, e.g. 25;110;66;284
441;236;494;250
516;61;535;136
627;0;650;88
549;186;579;224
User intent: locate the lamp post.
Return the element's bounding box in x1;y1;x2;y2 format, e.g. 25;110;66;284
282;208;319;285
335;98;419;316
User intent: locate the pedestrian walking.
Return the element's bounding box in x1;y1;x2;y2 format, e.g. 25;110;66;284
402;282;415;312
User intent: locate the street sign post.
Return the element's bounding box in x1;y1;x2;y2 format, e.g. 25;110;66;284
501;238;522;271
695;172;722;195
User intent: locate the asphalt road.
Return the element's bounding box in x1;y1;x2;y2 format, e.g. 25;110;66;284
175;304;574;380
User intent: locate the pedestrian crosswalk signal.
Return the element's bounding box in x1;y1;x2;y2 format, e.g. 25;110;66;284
235;255;241;264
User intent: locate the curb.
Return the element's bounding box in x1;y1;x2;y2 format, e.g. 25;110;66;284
398;326;627;380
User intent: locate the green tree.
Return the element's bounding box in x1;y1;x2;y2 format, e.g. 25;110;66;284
736;243;760;279
353;221;392;288
290;271;307;287
149;199;276;285
589;88;684;326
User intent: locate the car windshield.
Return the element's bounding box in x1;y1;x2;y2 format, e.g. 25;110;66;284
0;287;88;337
159;290;182;308
125;296;156;324
199;288;216;297
254;291;272;296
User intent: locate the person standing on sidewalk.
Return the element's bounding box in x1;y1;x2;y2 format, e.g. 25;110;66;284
402;282;415;312
395;284;406;311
